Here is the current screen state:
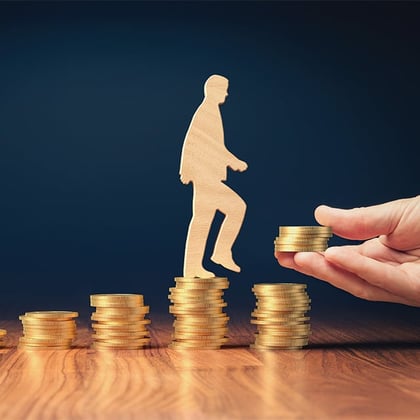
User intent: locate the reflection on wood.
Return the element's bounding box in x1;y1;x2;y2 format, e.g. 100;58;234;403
1;314;420;418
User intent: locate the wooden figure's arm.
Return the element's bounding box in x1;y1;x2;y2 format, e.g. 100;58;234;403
224;148;248;172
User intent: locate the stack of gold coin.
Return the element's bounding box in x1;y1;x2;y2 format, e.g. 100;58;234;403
19;311;78;350
169;277;229;350
274;226;333;252
90;294;151;350
251;283;310;350
0;329;7;347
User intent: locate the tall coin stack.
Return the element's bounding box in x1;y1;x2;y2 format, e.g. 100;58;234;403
90;294;151;350
19;311;78;350
0;329;6;347
274;226;333;252
251;283;311;350
169;277;229;350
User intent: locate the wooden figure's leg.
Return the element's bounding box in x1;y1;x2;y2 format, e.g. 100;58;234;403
211;183;246;272
183;185;216;278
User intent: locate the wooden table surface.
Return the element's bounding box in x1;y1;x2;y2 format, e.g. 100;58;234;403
1;310;420;419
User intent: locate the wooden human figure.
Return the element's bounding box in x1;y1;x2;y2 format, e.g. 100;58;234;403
180;75;247;278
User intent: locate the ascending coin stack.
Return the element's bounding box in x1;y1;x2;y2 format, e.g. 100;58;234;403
0;329;7;347
169;277;229;350
274;226;333;252
251;283;311;350
90;294;151;350
19;311;78;350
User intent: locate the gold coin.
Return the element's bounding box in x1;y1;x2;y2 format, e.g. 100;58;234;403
22;331;76;338
275;236;328;241
172;332;227;340
173;284;229;291
256;326;310;334
252;311;310;318
174;314;228;321
174;278;229;284
252;308;309;314
169;296;225;303
173;324;228;331
174;324;228;331
20;317;76;325
170;302;227;308
274;246;326;252
91;316;147;323
90;294;144;307
169;288;224;294
251;318;310;325
250;344;304;351
256;323;310;330
278;226;332;233
91;325;149;333
256;297;311;304
255;305;311;312
92;332;150;340
22;323;76;329
275;237;330;242
274;237;329;243
256;305;310;312
94;305;149;314
255;334;309;343
256;320;310;327
92;319;151;327
169;300;225;307
253;283;306;290
169;295;225;301
169;307;225;315
169;287;224;294
174;276;228;282
19;337;73;345
274;243;327;248
170;341;226;348
19;344;72;350
23;311;78;319
92;336;150;344
253;293;308;300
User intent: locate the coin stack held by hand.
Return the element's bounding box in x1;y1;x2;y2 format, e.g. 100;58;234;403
19;311;78;350
90;294;151;350
169;277;229;350
274;226;333;252
251;283;311;350
0;329;7;347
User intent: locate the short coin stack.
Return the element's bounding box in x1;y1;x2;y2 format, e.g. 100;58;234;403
251;283;311;350
90;294;151;350
19;311;78;350
169;277;229;350
0;329;6;347
274;226;333;252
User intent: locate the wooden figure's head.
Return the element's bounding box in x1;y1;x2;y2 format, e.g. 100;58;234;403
204;75;229;105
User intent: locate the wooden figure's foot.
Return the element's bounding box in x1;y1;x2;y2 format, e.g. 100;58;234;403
184;268;215;278
210;253;241;273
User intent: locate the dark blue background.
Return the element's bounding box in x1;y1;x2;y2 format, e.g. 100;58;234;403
0;1;419;320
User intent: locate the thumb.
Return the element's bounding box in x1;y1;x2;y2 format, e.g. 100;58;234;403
314;200;403;241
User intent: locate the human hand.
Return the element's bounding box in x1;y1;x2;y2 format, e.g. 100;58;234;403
275;196;420;306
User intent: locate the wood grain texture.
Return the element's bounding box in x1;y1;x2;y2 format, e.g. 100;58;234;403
180;74;247;278
1;313;420;419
